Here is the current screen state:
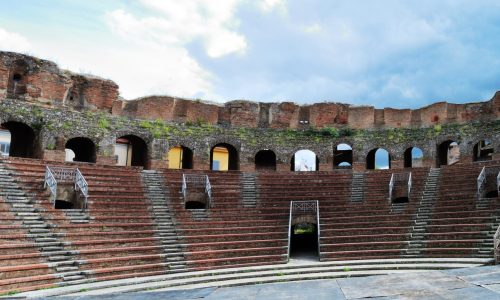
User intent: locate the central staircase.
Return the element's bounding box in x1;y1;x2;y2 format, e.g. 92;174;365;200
350;173;365;202
241;173;258;207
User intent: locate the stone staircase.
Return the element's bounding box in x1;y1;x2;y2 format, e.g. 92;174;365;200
141;170;187;272
477;216;500;257
241;172;258;208
0;161;87;285
61;209;90;224
350;172;365;202
476;197;492;210
189;209;210;220
404;168;441;256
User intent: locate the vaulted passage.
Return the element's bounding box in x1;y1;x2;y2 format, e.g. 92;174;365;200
255;150;276;171
438;140;459;167
65;137;96;163
7;60;28;97
168;145;193;169
210;143;239;171
0;121;39;158
366;148;391;170
290;223;318;259
291;149;318;171
115;135;148;168
473;140;493;162
185;201;206;209
334;143;352;168
404;147;423;168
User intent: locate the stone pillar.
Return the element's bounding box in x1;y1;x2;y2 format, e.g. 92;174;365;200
193;156;210;170
492;153;500;161
96;155;116;166
42;150;65;162
277;162;291;172
149;159;167;170
390;160;404;170
318;163;331;172
352;162;365;172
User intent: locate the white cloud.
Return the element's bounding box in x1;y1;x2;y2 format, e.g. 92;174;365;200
0;27;31;53
301;23;322;34
258;0;287;14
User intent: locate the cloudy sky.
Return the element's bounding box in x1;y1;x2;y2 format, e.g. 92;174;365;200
1;0;500;108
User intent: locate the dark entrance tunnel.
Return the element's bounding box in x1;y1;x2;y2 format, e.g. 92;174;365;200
290;223;318;259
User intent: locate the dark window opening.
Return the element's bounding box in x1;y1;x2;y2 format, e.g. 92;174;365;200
12;73;22;82
65;137;96;163
290;223;318;259
437;140;459;167
473;140;493;162
255;150;276;171
117;135;148;168
185;201;206;209
334;144;353;169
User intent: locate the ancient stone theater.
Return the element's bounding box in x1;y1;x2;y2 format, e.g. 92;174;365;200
0;50;500;295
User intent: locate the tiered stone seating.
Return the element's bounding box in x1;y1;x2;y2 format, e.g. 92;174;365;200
0;194;58;293
3;158;169;286
163;170;288;271
424;163;500;257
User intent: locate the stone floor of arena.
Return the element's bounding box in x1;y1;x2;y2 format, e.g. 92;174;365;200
10;265;500;299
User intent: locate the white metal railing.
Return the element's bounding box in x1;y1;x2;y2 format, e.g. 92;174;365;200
287;200;320;262
389;172;411;201
182;174;212;208
494;224;500;264
43;165;89;211
44;166;57;206
477;166;486;199
75;169;89;212
497;171;500;194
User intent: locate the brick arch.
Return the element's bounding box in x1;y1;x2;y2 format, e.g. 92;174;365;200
209;141;239;171
64;136;97;163
366;147;392;170
290;149;320;171
0;119;41;158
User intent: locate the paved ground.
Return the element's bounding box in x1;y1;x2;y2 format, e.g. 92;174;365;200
36;265;500;300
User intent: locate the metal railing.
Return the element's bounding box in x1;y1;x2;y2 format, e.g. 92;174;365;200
494;224;500;264
287;200;320;262
44;166;57;206
497;172;500;194
389;172;411;201
477;166;486;199
43;165;89;212
75;169;89;211
182;174;212;208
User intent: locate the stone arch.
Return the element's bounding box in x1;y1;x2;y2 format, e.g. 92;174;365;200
404;147;424;168
334;143;353;168
291;149;319;171
115;134;149;168
437;140;460;167
366;148;391;170
7;60;29;97
255;149;276;171
0;121;40;158
65;137;97;163
167;145;193;169
473;139;493;162
210;143;239;171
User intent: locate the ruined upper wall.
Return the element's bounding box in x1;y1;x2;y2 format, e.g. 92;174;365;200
0;51;118;111
0;51;498;128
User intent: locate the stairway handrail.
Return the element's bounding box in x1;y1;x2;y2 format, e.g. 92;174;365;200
316;200;321;260
408;172;412;197
287;201;292;262
74;168;89;212
497;171;500;194
388;173;394;201
494;223;500;264
205;175;212;208
44;165;57;207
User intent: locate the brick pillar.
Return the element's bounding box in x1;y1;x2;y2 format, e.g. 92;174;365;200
193;156;210;170
277;162;291;172
149;159;167;170
240;163;255;172
352;162;365;172
492;153;500;161
42;150;65;162
391;160;404;170
96;155;116;166
318;163;332;172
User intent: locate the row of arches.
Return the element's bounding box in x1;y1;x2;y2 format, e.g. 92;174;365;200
0;121;495;170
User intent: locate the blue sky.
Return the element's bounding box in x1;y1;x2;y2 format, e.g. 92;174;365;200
1;1;500;108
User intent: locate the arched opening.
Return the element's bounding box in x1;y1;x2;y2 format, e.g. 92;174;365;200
185;201;206;209
485;190;499;198
255;150;276;171
291;150;319;171
167;145;193;169
65;137;96;163
473;140;493;162
210;143;239;171
54;200;74;209
290;223;318;259
334;143;353;168
7;60;28;97
404;147;424;168
0;121;38;158
392;197;409;204
114;135;148;168
366;148;391;170
437;140;460;166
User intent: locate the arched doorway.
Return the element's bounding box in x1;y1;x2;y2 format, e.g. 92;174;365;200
114;135;148;168
291;150;318;171
65;137;96;163
167;145;193;169
210;143;239;171
255;150;276;171
334;143;353;168
366;148;391;170
404;147;423;168
437;140;459;166
0;121;38;158
7;60;28;97
473;140;493;162
290;222;319;259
